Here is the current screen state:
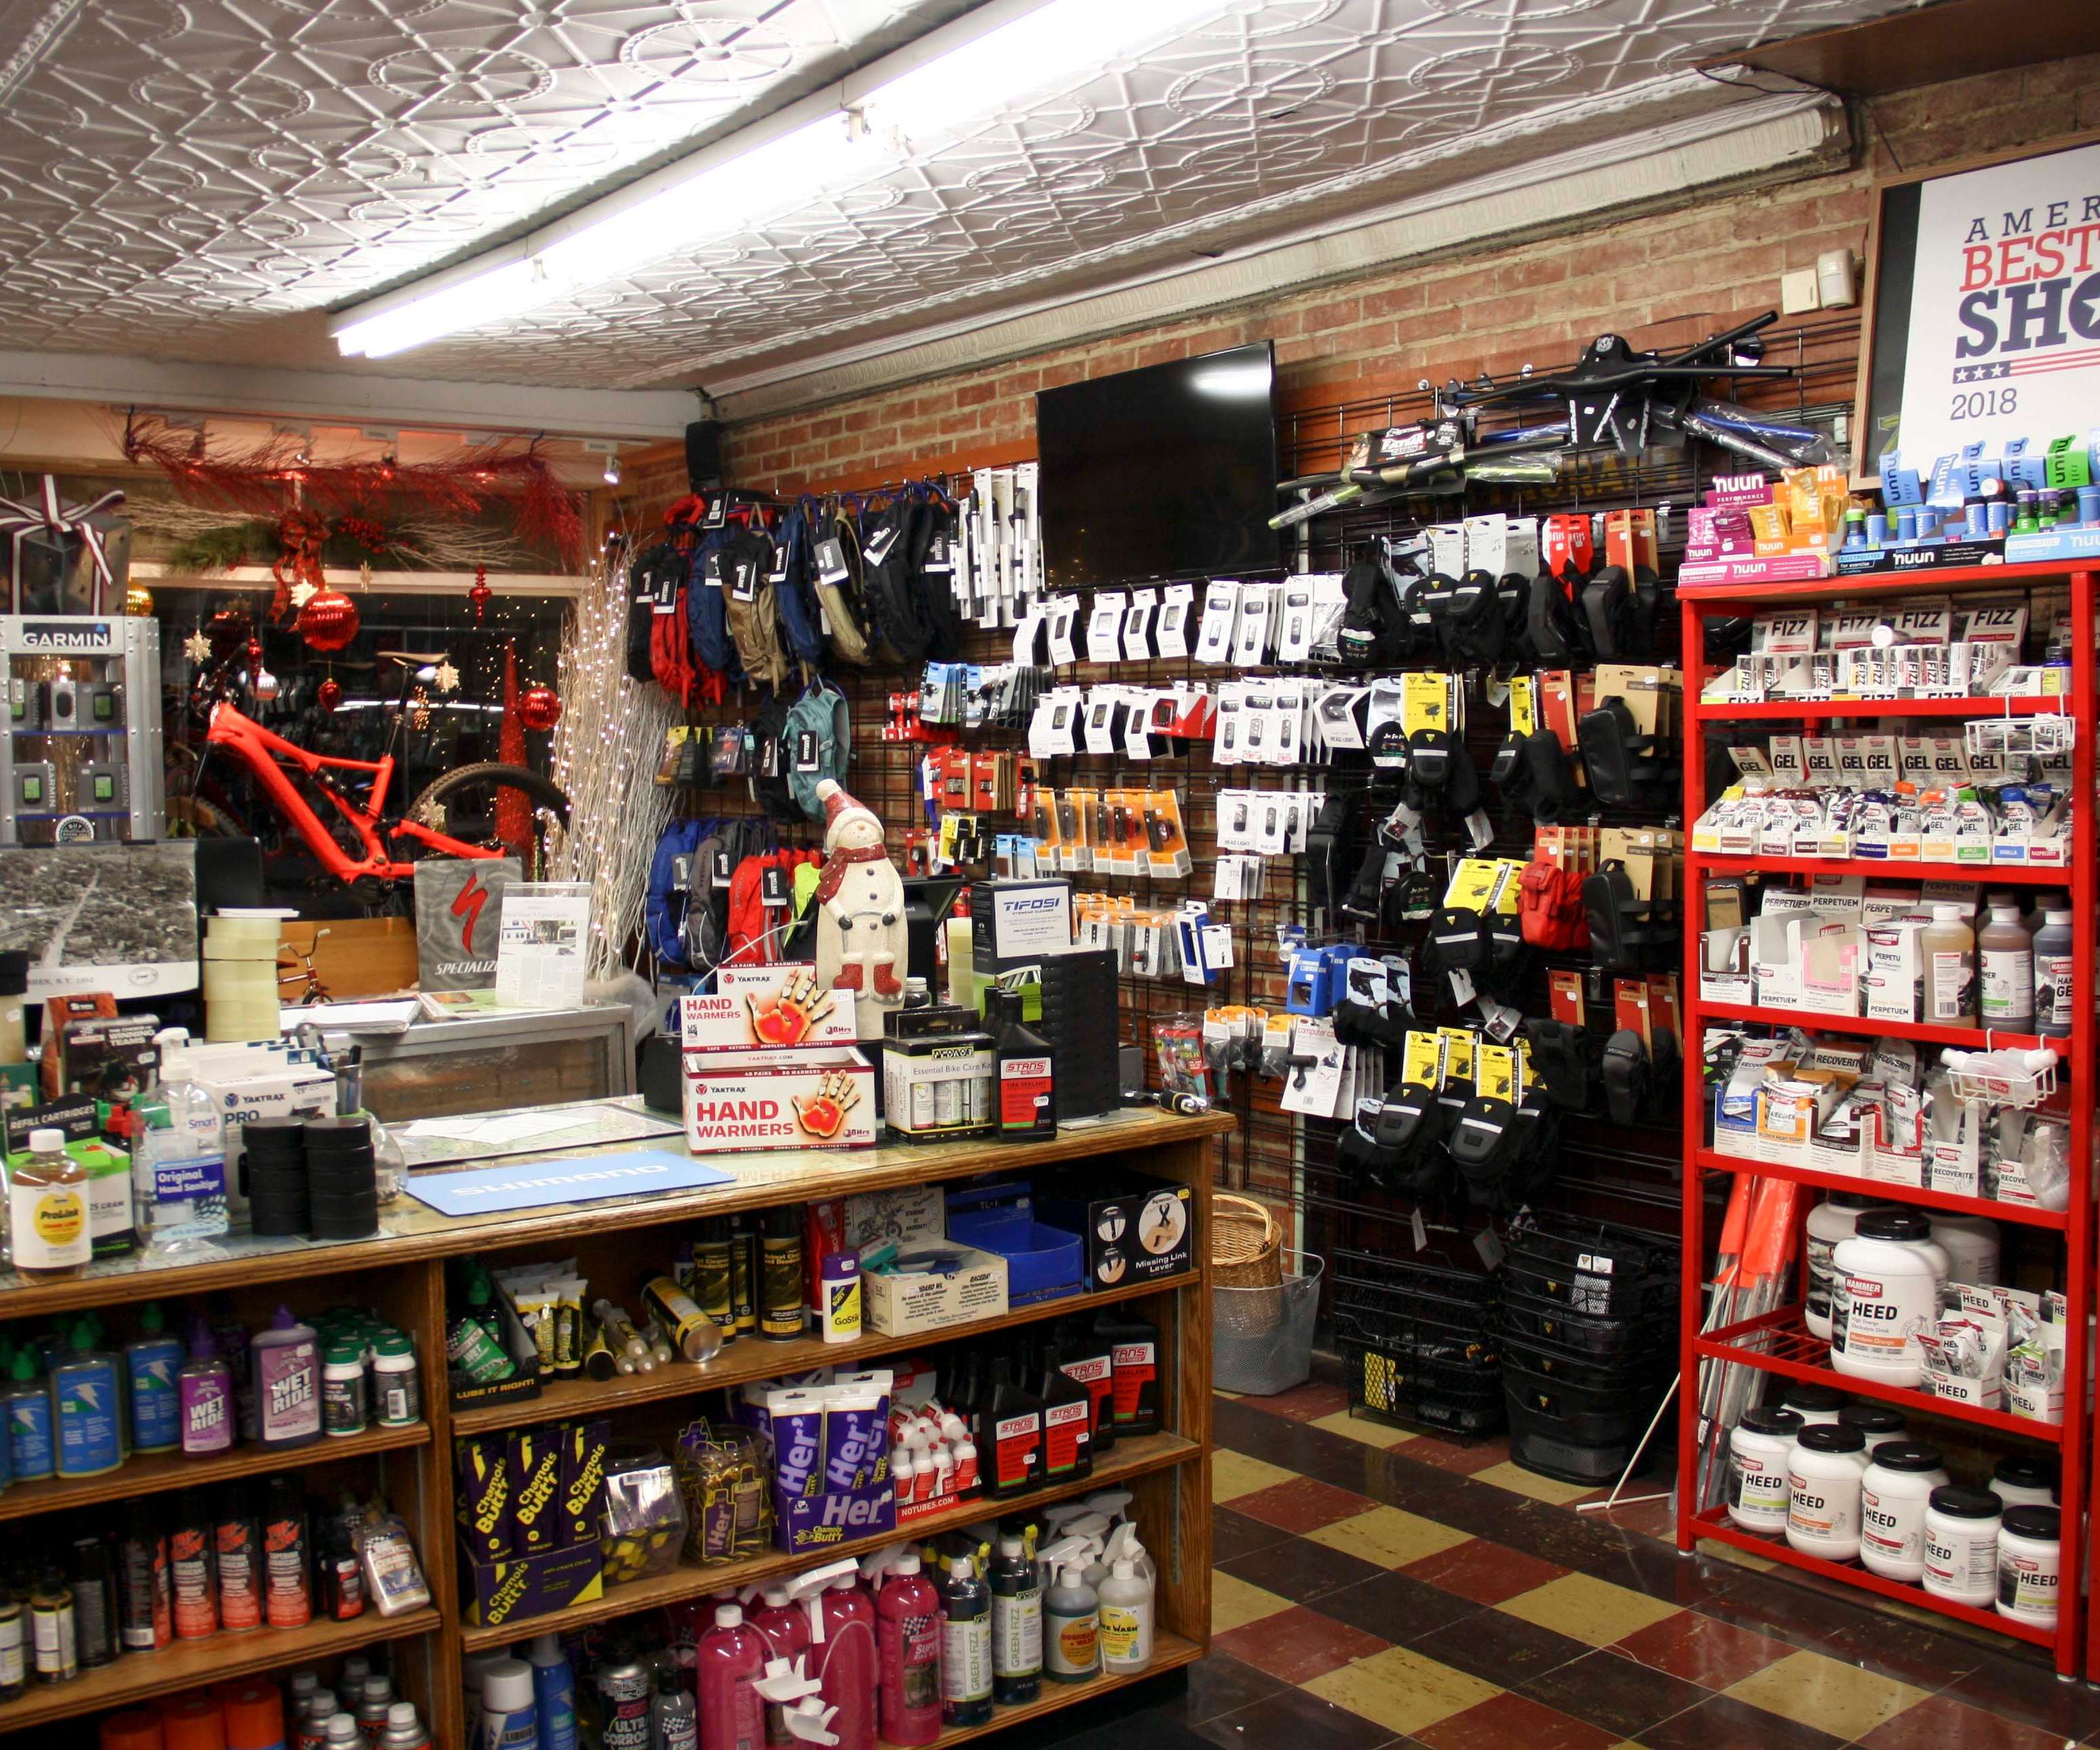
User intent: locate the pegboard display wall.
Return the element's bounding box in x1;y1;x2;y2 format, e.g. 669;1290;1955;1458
659;311;1869;1265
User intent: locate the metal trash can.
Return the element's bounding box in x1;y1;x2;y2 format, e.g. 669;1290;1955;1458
1214;1251;1323;1396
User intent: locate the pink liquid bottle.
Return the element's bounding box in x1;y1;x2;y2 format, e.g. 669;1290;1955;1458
874;1555;943;1747
697;1603;767;1750
814;1574;879;1750
748;1584;813;1748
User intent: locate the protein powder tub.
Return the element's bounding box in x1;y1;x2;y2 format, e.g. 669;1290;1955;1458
1989;1454;2059;1511
1727;1407;1804;1535
1928;1213;2000;1286
1779;1381;1847;1429
1858;1441;1949;1582
1831;1210;1949;1387
1787;1423;1870;1562
1922;1485;2001;1606
1805;1194;1894;1341
1997;1505;2062;1627
1836;1403;1907;1457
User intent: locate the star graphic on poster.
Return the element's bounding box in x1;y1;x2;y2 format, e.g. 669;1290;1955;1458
183;630;211;662
434;660;460;694
2074;280;2100;336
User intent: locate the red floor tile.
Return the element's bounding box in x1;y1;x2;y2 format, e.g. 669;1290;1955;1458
1854;1691;2072;1750
1614;1610;1795;1690
1230;1476;1376;1534
1244;1380;1350;1423
1211;1602;1389;1684
1401;1537;1569;1605
1418;1691;1619;1750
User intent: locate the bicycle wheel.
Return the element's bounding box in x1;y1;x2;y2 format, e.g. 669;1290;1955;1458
404;763;571;872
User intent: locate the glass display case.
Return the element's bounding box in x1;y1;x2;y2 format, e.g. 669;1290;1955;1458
0;613;163;845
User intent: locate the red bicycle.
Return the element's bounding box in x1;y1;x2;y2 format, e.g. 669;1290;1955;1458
192;655;569;900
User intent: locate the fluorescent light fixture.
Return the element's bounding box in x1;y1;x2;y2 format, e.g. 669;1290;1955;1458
328;0;1230;359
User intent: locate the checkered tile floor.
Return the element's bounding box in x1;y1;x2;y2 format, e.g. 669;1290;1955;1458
1166;1381;2092;1750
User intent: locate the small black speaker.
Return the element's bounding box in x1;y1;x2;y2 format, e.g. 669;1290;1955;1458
639;1034;683;1115
685;419;723;492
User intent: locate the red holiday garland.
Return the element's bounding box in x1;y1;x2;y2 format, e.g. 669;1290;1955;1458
122;413;585;567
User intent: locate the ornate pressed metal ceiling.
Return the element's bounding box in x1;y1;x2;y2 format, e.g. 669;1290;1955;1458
0;0;1921;394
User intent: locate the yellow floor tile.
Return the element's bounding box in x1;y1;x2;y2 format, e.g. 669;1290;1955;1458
1471;1460;1599;1506
1212;1449;1298;1502
1725;1649;1929;1741
1310;1409;1415;1449
1494;1570;1683;1647
1211;1570;1292;1635
1307;1505;1471;1568
1698;1535;1778;1573
1302;1644;1502;1736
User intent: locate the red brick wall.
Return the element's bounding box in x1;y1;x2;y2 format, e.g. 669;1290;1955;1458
711;59;2100;497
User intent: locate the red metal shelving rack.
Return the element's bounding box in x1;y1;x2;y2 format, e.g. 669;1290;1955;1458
1675;559;2095;1680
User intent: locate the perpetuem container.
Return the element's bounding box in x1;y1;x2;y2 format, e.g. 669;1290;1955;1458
1726;1407;1804;1535
1786;1423;1870;1562
1858;1441;1949;1582
1831;1210;1949;1387
1922;1485;2001;1606
1997;1504;2062;1627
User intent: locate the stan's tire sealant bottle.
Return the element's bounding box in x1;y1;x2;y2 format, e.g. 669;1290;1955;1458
988;988;1057;1141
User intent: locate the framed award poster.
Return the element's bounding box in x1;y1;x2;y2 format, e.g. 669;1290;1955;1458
1856;130;2100;483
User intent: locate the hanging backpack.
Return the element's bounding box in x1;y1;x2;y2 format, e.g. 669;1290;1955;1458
627;539;687;685
783;680;851;822
911;491;966;661
773;503;827;672
814;504;875;668
857;497;933;666
748;688;801;825
644;817;708;969
685;527;741;682
718;526;791;692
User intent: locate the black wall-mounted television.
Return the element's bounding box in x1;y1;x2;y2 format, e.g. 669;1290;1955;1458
1036;342;1282;592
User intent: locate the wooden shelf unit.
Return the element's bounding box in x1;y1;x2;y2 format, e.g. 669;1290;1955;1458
0;1107;1228;1740
1675;565;2095;1679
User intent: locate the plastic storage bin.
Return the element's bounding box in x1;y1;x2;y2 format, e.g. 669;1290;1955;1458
1213;1252;1323;1396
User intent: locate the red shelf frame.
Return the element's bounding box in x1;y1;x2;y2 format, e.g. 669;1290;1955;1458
1692;1149;2068;1231
1697;695;2062;721
1696;1001;2069;1055
1677;564;2096;1680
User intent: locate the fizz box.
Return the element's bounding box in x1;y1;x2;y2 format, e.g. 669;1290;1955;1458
681;1046;876;1152
681;970;858;1049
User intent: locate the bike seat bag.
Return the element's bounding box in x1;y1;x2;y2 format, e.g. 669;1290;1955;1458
1490;733;1539;819
1338;1081;1449;1200
1402;727;1452;807
1436;570;1506;666
1414;573;1461;660
1446;1095;1521;1209
1524;570;1590;666
1577;697;1671;808
1521;1018;1597;1113
1502;1105;1563;1208
1305;792;1355;920
1423;907;1492;986
784;681;851;822
1518;859;1588;953
1337;556;1405;666
1602;1028;1652;1126
1582;859;1674;972
1332;992;1409;1053
1579;563;1660;660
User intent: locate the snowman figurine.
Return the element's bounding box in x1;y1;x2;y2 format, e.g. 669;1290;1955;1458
812;777;908;1040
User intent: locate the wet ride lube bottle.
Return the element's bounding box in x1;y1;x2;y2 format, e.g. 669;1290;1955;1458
988;988;1056;1141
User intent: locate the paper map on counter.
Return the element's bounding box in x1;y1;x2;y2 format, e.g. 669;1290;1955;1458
404;1150;731;1216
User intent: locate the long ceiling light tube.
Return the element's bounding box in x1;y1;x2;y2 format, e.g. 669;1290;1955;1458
330;0;1229;360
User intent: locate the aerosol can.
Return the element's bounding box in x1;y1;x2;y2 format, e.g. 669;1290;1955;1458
376;1702;431;1750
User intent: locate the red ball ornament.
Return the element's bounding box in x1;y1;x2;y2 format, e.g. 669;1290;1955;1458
296;588;361;653
518;684;562;733
316;678;343;712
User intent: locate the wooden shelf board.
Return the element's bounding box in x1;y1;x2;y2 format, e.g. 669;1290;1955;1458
0;1608;442;1730
1691;1150;2068;1230
454;1276;1198;1435
460;1433;1201;1651
0;1423;431;1524
929;1633;1203;1745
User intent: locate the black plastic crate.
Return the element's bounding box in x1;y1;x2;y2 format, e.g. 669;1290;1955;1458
1502;1350;1671;1441
1499;1330;1673;1393
1500;1289;1671;1359
1343;1335;1504;1437
1502;1215;1678;1319
1506;1392;1664;1485
1334;1302;1499;1370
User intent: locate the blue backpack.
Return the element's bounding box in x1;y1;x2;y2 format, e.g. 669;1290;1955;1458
684;528;741;681
644;818;708;969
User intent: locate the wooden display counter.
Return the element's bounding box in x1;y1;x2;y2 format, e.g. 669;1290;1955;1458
0;1102;1229;1744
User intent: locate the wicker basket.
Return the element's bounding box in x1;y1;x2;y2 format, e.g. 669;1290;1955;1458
1213;1194;1283;1293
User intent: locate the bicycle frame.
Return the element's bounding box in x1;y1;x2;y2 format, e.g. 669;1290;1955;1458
204;700;504;885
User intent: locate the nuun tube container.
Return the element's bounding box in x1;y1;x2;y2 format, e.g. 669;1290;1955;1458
1996;1504;2062;1627
1726;1407;1803;1535
1831;1209;1948;1387
1922;1485;2001;1606
1858;1442;1949;1582
1787;1423;1870;1562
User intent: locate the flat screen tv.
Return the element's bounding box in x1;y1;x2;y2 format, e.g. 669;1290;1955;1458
1036;342;1281;591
